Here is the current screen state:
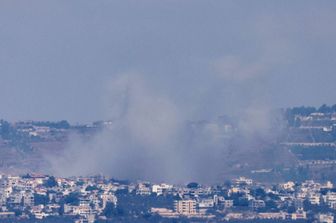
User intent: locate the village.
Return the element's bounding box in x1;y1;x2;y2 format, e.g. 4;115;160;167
0;174;336;222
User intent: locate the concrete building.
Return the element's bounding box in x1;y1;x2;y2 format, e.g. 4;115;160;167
174;200;197;216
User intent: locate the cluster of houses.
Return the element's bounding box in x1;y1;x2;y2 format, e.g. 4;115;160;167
0;174;336;222
151;177;336;222
286;111;336;143
294;112;336;130
0;174;117;223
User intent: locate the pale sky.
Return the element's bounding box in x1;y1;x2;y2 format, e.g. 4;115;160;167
1;0;336;123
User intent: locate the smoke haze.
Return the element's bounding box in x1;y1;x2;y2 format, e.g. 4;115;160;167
1;1;336;122
49;73;285;183
1;1;336;182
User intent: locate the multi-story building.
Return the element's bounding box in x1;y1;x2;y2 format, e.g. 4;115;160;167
249;199;266;209
174;200;197;216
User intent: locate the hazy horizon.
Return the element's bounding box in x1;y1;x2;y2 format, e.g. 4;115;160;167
1;1;336;123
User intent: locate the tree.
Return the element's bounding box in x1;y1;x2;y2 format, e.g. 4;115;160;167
103;202;124;217
34;193;49;205
64;193;80;205
44;176;58;188
0;120;14;139
252;188;266;199
318;104;332;113
332;104;336;113
85;185;98;191
187;182;199;189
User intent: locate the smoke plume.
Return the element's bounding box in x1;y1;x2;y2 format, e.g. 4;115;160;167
48;72;287;183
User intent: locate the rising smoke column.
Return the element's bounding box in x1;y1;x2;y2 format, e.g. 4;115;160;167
48;71;288;183
49;74;190;182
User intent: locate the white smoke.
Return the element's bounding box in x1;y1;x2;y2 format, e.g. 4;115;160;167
49;74;190;182
48;72;286;183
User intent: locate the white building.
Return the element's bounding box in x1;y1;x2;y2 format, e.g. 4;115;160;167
152;184;173;196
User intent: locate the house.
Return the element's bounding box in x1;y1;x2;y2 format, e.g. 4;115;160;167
318;213;334;223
